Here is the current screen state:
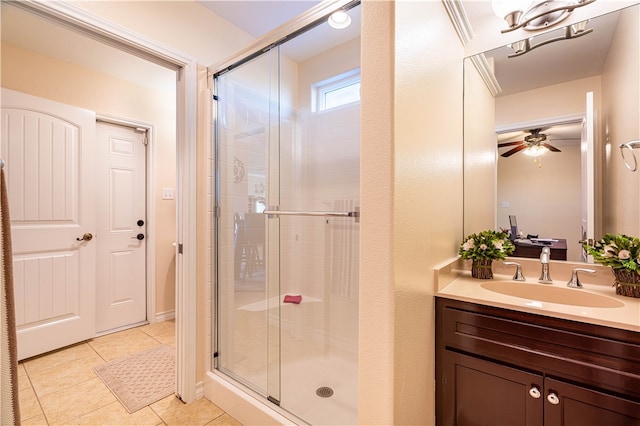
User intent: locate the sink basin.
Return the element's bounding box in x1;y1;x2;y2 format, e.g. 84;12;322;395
481;281;624;308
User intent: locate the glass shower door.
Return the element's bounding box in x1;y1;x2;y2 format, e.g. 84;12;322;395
215;47;281;403
215;6;360;423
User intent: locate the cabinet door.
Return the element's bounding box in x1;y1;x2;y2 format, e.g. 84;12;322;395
442;351;544;426
544;378;640;426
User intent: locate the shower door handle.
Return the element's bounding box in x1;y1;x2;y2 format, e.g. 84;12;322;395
263;208;360;222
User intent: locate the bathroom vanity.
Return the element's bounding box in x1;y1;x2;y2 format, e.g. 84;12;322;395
434;259;640;425
435;298;640;425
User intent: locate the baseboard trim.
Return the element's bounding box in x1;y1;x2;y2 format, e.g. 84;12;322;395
155;310;175;323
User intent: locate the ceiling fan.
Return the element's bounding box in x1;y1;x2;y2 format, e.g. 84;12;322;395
498;128;562;157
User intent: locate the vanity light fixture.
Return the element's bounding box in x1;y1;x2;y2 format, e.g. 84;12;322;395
507;20;592;58
492;0;596;33
328;11;351;29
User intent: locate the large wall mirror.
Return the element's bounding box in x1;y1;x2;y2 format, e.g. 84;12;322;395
464;3;640;263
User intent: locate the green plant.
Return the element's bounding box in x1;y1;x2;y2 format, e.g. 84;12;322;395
584;233;640;273
459;230;515;261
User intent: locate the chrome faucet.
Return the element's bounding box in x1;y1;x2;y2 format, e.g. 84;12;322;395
503;261;525;281
567;268;596;288
538;247;553;284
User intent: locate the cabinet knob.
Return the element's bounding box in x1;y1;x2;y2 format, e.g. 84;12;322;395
528;386;541;399
547;392;560;405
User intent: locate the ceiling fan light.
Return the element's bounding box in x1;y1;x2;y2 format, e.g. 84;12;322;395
328;11;351;29
523;145;549;157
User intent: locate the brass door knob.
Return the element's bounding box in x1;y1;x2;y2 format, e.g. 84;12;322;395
76;233;93;242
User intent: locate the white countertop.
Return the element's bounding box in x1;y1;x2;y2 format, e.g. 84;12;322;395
435;259;640;333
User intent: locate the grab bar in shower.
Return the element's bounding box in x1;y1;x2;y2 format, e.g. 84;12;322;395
263;207;360;223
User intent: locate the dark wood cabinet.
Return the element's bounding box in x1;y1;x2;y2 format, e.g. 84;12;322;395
544;377;640;426
442;351;543;426
435;297;640;426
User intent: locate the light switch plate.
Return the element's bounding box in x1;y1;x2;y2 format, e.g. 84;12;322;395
162;187;174;200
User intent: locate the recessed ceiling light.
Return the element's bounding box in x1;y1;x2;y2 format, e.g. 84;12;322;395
328;11;351;30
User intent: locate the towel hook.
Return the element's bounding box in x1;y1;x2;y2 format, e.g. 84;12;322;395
619;140;640;172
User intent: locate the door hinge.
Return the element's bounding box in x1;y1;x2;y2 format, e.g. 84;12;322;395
213;351;218;358
178;243;183;254
214;206;221;218
135;127;148;146
213;94;219;101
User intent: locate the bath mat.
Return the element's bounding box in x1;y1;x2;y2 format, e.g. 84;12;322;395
94;345;175;413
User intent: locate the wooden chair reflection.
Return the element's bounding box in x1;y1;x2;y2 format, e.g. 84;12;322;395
234;212;265;279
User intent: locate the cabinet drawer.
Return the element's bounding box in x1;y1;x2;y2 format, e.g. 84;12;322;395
436;298;640;400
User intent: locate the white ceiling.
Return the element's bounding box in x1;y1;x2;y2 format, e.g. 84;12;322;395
197;1;322;38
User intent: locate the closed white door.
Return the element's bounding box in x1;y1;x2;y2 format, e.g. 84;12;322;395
1;88;96;361
95;121;147;333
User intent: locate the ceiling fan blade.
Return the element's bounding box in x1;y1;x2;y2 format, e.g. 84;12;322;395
542;143;561;152
498;141;524;148
501;145;527;157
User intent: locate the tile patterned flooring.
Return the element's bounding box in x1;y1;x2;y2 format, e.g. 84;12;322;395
18;320;243;425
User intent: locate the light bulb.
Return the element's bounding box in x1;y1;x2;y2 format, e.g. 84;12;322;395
523;145;549;157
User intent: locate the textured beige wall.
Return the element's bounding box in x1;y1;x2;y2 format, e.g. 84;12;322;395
359;2;395;423
1;42;178;315
72;0;254;67
360;1;464;424
601;5;640;236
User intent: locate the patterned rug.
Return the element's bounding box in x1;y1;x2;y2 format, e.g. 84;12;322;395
94;345;175;413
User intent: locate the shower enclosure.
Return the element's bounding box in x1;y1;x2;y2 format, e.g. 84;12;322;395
213;4;360;424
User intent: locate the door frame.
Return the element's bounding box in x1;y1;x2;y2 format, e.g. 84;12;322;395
12;1;198;403
96;115;156;329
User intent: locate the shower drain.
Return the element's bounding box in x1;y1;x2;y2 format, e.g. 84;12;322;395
316;386;334;398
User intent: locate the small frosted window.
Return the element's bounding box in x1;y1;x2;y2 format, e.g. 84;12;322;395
323;82;361;110
313;69;361;112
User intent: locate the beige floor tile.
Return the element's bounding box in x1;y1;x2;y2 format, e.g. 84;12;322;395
18;363;32;391
205;412;244;426
88;328;161;361
140;320;175;337
22;343;97;375
153;330;176;348
150;395;225;426
19;384;45;422
62;401;163;425
39;377;116;425
20;413;48;425
29;353;105;397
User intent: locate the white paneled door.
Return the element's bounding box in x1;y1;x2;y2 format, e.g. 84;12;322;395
95;122;147;333
1;88;97;360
